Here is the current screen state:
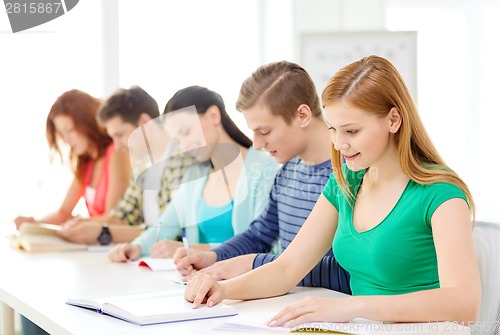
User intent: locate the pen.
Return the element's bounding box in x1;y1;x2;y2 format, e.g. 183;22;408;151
182;228;190;256
156;221;161;242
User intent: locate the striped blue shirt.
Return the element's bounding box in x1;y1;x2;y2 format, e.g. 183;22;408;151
213;157;351;294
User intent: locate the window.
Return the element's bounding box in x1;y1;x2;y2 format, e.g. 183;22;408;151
387;1;500;221
0;1;102;220
118;0;262;137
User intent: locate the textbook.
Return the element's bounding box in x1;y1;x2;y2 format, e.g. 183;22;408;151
213;313;471;334
213;314;375;334
9;222;87;252
66;290;238;326
18;222;63;235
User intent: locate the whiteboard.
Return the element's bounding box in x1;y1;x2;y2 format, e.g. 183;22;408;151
300;31;418;99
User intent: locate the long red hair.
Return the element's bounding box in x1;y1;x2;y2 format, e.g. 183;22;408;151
46;89;112;181
322;56;475;221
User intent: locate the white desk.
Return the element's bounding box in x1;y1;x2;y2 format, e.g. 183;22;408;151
0;223;471;335
0;223;348;335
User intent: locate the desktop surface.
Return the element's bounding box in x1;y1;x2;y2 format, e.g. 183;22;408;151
0;223;347;335
0;223;470;335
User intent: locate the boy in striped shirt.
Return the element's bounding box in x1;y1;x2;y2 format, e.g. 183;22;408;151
174;61;351;294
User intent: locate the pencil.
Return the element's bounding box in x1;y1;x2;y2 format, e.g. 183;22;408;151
156;222;161;242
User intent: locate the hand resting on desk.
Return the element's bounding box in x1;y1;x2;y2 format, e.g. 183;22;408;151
266;295;351;328
185;273;224;308
14;216;36;229
185;273;352;327
57;219;101;244
108;243;141;262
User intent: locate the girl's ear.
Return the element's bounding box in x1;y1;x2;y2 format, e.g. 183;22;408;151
296;104;312;128
205;105;222;125
388;107;402;133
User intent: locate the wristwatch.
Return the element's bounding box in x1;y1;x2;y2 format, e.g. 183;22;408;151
98;224;112;245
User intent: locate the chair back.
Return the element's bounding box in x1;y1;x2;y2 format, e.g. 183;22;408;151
472;221;500;335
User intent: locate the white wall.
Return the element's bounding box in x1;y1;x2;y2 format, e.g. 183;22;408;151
291;0;500;223
0;0;498;223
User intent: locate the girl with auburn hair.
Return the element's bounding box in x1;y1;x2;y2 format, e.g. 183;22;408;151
325;56;475;211
16;89;131;335
15;89;131;226
185;56;481;325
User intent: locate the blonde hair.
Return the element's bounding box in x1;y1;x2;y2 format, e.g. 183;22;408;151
322;55;475;221
236;61;322;123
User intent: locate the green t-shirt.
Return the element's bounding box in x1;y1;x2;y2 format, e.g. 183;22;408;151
322;165;467;296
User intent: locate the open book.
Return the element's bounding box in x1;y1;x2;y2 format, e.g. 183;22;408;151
214;314;376;334
127;257;186;285
129;257;177;271
66;290;238;326
214;313;471;334
9;222;87;252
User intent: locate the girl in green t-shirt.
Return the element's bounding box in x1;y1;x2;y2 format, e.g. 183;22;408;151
184;56;480;326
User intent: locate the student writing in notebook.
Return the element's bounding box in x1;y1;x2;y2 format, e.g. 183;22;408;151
108;85;278;262
14;89;130;228
174;61;351;293
185;56;481;325
57;86;194;244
